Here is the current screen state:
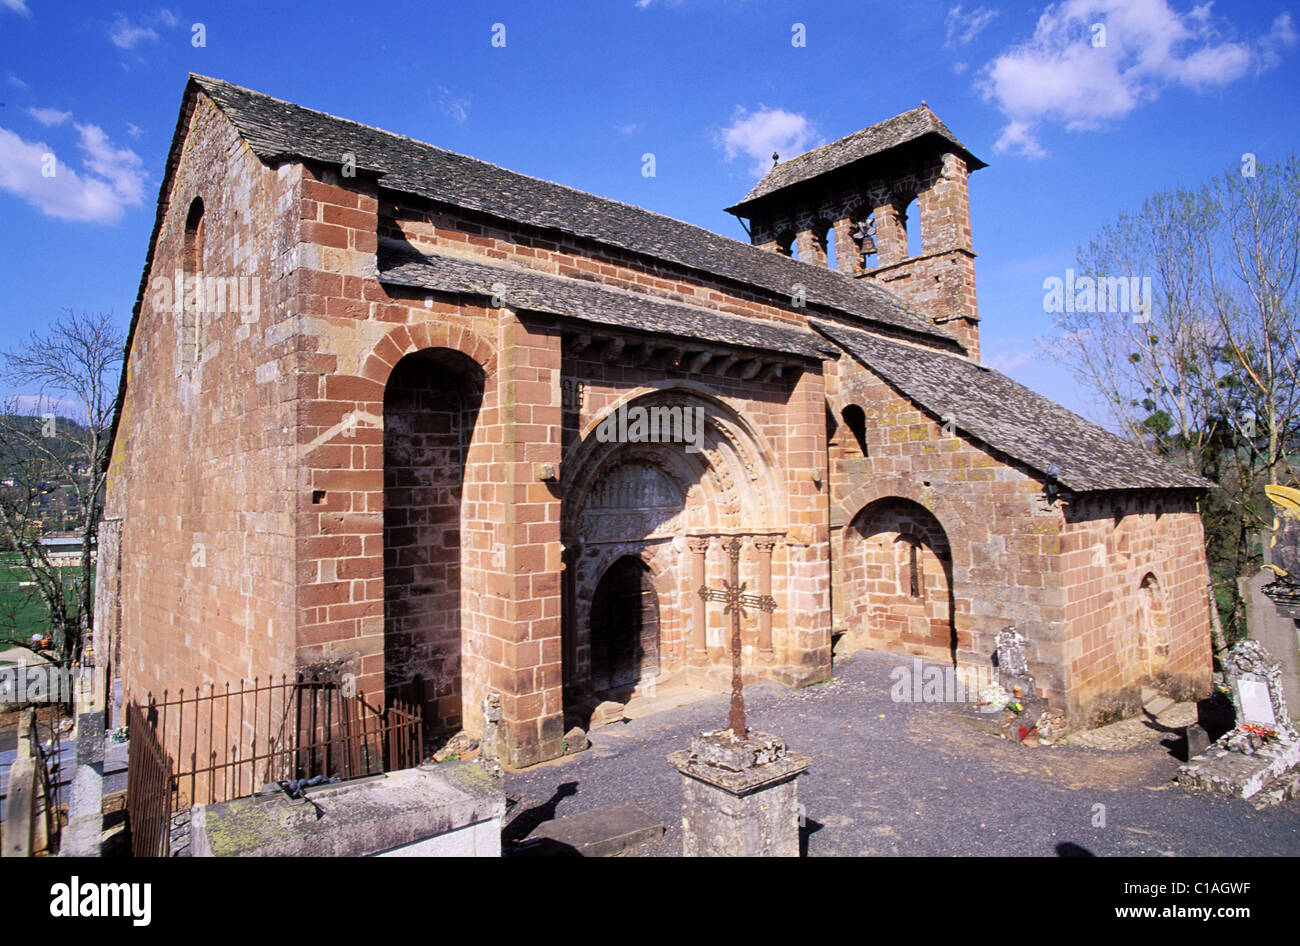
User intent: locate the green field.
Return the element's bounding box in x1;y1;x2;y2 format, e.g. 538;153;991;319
0;551;83;651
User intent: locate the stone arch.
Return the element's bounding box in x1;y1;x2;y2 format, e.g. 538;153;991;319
381;345;487;743
836;477;972;558
360;322;497;389
567;385;788;536
561;387;785;706
842;497;956;664
1136;570;1171;685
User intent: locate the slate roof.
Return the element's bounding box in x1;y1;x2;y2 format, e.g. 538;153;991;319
728;105;986;214
812;320;1212;493
379;243;832;360
188;75;958;349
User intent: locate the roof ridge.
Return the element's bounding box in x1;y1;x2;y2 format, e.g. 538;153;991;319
190;74;956;347
768;104;934;171
380;238;827;336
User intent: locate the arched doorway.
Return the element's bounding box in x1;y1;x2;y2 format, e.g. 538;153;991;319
382;348;484;740
590;557;660;694
560;387;788;716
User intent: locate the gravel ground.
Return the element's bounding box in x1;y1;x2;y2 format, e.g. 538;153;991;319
503;650;1300;856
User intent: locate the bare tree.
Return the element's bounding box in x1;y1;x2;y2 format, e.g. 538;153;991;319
1042;155;1300;638
0;309;124;667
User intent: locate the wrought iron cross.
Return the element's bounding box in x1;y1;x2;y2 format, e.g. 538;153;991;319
698;536;777;738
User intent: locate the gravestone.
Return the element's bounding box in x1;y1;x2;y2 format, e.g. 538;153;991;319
1177;639;1300;802
995;626;1036;698
1220;638;1293;735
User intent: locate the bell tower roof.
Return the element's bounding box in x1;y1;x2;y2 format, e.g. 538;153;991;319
725;104;984;218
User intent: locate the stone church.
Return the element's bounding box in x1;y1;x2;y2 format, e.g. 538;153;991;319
96;75;1215;768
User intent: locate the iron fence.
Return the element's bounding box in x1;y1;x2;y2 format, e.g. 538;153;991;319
126;672;423;856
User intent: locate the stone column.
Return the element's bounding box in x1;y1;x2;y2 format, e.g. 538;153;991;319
489;309;565;768
688;536;710;664
832;218;862;273
755;536;777;661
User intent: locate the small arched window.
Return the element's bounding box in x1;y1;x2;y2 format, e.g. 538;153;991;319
776;229;797;259
899;195;922;259
897;532;924;599
841;405;869;456
181;197;205;370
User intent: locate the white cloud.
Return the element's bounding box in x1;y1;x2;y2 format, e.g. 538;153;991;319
76;123;145;205
6;73;31;91
986;347;1038;373
158;7;178;27
126;122;144;138
435;86;471;123
719;106;819;178
946;5;999;48
2;0;30;16
109;13;160;49
0;123;146;223
27;107;71;127
978;0;1293;158
1260;12;1298;70
614;121;645;136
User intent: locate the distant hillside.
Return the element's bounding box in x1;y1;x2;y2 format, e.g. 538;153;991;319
0;414;94;476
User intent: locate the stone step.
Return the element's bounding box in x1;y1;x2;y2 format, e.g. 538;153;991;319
1144;696;1176;718
517;803;664;857
1250;768;1300;809
1141;686;1159;705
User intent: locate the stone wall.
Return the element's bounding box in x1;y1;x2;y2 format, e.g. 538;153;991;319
827;356;1068;707
1059;492;1214;726
109;95;303;703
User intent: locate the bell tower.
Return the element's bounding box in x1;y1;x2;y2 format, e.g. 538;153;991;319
726;105;986;359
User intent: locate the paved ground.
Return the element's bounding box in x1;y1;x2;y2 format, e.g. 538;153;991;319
503;650;1300;856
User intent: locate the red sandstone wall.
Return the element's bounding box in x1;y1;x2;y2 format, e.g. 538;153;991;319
827;355;1070;706
108;94;303;702
1059;493;1214;726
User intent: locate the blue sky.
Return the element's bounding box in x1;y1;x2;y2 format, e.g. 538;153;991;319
1;0;1297;423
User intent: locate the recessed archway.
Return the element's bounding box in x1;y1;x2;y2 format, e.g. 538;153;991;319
1136;571;1171;684
843;497;956;663
561;386;787;714
382;347;484;740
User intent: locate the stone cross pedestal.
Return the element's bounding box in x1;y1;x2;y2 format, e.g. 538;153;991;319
667;729;809;857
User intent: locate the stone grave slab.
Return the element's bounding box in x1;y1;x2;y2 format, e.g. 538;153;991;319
522;802;664;857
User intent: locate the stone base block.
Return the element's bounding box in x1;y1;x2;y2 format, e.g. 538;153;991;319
667;730;809;857
189;761;504;857
1177;733;1300;800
